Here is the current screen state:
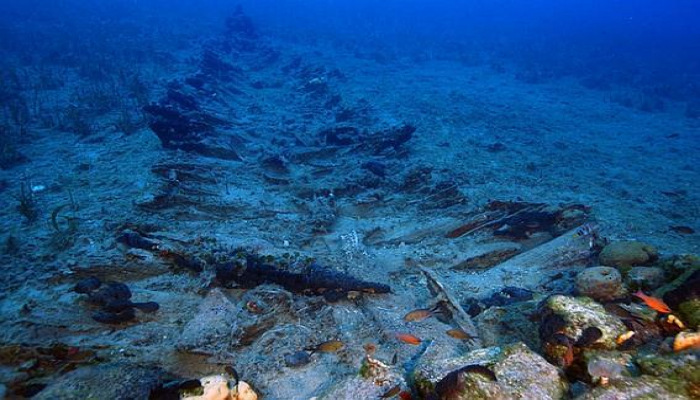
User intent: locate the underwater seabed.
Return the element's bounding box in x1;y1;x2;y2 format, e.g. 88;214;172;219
0;8;699;400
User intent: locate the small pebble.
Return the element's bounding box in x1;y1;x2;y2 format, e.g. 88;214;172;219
73;277;102;294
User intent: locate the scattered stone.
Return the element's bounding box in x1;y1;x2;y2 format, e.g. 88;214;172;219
73;278;159;324
662;269;700;329
598;241;658;268
181;375;258;400
636;352;699;382
575;375;690;400
73;276;102;294
33;363;166;400
626;267;665;291
575;267;627;302
475;301;541;350
677;300;700;330
659;253;700;277
539;296;627;351
414;342;568;399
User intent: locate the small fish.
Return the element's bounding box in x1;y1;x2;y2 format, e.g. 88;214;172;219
573;223;597;238
633;291;672;314
403;305;438;322
380;384;401;398
391;352;398;365
446;328;477;341
670;225;695;235
305;340;344;354
395;333;422;345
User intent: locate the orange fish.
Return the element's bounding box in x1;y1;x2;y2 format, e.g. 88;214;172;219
446;328;477;340
633;291;672;314
403;308;434;322
395;333;422;345
399;391;412;400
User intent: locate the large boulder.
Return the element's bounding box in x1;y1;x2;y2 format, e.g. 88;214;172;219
598;241;658;268
575;267;627;302
414;343;568;400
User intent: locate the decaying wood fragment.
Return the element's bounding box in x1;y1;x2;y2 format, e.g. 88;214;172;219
464;225;595;296
420;267;482;349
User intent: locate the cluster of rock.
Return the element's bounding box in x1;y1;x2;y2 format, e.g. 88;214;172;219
320;241;699;399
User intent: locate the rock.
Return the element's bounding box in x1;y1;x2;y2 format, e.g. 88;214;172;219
662;268;700;328
539;296;627;351
475;300;540;350
320;376;404;400
678;300;700;329
177;289;239;353
637;352;699;383
598;241;658;268
33;363;166;400
661;254;700;277
626;267;665;291
235;381;258;400
575;267;627;302
575;375;690;399
414;343;568;400
181;375;258;400
663;268;700;306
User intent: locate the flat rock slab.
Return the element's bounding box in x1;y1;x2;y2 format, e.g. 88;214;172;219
33;363;166;400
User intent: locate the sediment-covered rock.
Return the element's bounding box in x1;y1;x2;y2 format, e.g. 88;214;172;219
414;343;568;400
626;266;665;291
575;267;627;302
539;296;627;351
575;375;691;400
475;300;541;350
33;363;166;400
598;241;658;268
